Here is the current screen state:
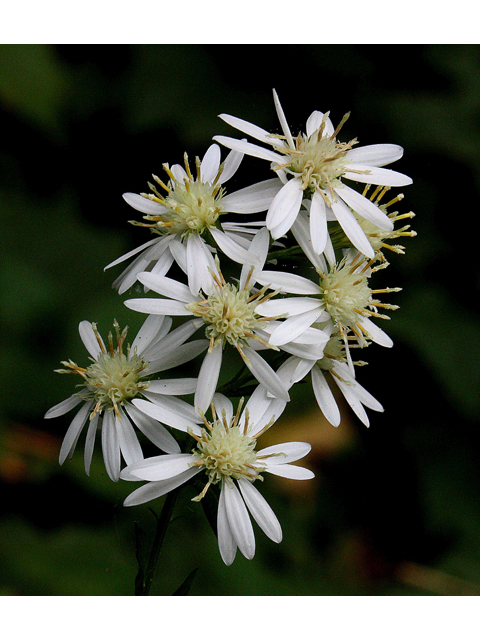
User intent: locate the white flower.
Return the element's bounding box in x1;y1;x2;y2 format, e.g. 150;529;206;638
105;143;283;296
124;228;329;411
44;315;208;481
277;336;383;428
255;249;400;373
120;389;314;565
214;89;412;258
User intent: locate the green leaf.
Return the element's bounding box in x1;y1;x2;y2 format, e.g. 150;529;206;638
172;568;198;596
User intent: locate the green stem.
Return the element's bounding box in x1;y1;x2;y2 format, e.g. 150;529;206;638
136;488;180;596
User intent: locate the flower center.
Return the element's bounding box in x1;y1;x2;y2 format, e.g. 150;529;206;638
318;261;372;328
193;419;259;486
134;153;224;238
186;282;263;349
84;350;147;412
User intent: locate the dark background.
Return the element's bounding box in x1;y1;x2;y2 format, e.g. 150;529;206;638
1;44;479;595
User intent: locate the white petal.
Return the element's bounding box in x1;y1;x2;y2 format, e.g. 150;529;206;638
266;178;303;237
241;347;290;401
344;163;412;187
213;135;284;164
79;321;104;359
136;273;196;304
122;192;168;215
145;317;203;361
44;394;83;419
132;398;201;436
335;184;394;231
218;113;283;148
279;339;326;361
330;197;375;258
222;178;283;213
169;237;187;274
123;468;200;507
123;453;194;481
306;110;329;137
357;316;393;348
268;308;325;346
210;227;259;267
272;88;294;148
332;374;371;427
256;296;322;318
200;144;221;183
309;190;328;255
239;385;274;434
125;297;190;316
291;210;328;271
186;234;216;296
212;393;234;424
256;270;321;295
217;481;237;565
147;339;208;375
195;344;223;413
147;378;197;395
84;413;99;476
346;143;404;167
311;367;341;427
265;463;315;480
238;477;282;543
170;164;187;183
124;403;180;453
104;236;165;271
220;147;244;183
116;410;144;466
276;355;316;388
130;314;167;357
58;400;93;464
101;411;121;482
224;481;255;560
257;441;311;465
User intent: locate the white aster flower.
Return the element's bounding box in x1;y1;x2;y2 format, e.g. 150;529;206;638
105;143;283;296
124;229;329;410
277;335;383;428
255;249;400;374
214;89;412;258
120;389;314;565
44;315;208;481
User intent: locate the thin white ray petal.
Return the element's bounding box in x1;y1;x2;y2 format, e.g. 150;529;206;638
169;237;187;274
311;367;341;427
123;468;200;507
210;228;259;267
272;89;294;148
146;340;208;375
332;374;370;427
257;441;311;465
136;273;196;303
220;147;244;183
125;298;190;316
224;481;255;560
122;192;168;215
256;296;322;318
357;316;393;348
186;234;215;296
265;463;315;480
330;198;375;259
218;113;283;148
104;236;165;270
116;410;144;466
238;477;282;543
58;400;93;464
147;378;197;395
132;398;201;436
200;144;221;184
239;226;270;290
124;453;194;482
222;178;283;213
256;270;321;295
310;190;328;255
346;143;404;167
101;410;121;482
306;110;329;137
276;355;316;388
195;344;223;413
213;136;284;163
130;315;166;357
218;481;237;565
124;404;180;453
78;321;105;359
212;393;234;425
84;413;99;476
241;347;290;401
291;209;328;271
266;178;303;235
344;164;413;187
335;184;394;231
268;308;325;346
44;394;83;419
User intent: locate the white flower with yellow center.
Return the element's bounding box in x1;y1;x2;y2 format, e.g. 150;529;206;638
105;143;282;296
124;229;329;411
214;89;412;258
44;315;208;481
120;389;314;565
277;336;384;428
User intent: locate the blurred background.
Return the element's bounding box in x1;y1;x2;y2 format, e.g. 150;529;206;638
1;44;480;596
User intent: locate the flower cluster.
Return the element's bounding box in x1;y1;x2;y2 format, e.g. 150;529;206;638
45;90;415;566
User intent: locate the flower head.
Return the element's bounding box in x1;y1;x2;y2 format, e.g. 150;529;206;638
105;144;283;296
214;89;412;258
44;315;208;481
121;389;314;565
